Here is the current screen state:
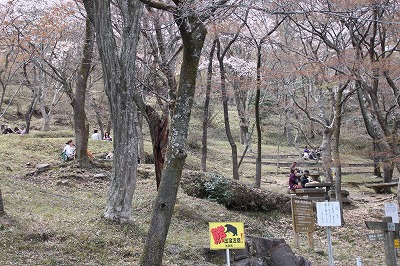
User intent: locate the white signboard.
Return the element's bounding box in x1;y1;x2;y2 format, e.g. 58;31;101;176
384;202;399;223
316;202;341;227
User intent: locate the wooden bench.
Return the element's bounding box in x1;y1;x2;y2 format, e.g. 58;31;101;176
328;190;351;203
291;188;326;201
365;182;398;193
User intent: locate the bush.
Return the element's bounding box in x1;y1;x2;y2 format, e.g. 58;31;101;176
204;173;232;205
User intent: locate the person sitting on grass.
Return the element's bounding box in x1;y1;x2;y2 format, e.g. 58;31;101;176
103;132;112;141
91;129;101;140
62;140;76;161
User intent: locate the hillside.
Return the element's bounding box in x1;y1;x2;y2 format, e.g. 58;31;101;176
0;130;396;265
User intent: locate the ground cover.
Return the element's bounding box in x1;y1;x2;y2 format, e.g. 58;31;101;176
0;132;397;265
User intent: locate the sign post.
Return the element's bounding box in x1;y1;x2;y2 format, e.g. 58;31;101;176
209;222;245;266
291;198;315;250
365;216;397;266
316;201;341;266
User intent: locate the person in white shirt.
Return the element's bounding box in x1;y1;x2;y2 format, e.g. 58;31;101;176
63;140;76;160
91;129;102;140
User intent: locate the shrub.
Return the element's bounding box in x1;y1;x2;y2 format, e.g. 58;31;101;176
204;173;232;205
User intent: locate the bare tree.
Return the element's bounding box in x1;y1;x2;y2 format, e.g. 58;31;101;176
83;0;143;223
138;1;229;265
201;39;217;172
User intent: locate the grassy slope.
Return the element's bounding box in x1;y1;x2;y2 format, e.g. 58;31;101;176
0;103;389;266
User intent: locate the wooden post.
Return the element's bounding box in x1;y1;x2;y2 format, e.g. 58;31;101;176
307;232;314;250
382;216;397;266
294;232;300;248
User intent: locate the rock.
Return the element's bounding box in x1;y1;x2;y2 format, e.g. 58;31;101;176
36;164;50;173
203;236;311;266
57;179;69;186
93;173;108;179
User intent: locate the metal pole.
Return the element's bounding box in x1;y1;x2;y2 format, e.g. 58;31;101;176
382;216;397;266
327;226;334;266
226;249;230;266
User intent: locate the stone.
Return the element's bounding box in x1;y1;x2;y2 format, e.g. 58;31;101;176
36;164;50;173
93;173;108;179
57;179;69;186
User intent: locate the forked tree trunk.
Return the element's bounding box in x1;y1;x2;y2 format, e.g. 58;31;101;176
140;8;208;265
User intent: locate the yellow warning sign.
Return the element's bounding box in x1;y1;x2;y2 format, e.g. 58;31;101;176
209;222;245;250
395;239;400;248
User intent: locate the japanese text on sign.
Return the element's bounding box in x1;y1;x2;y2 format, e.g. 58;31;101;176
209;222;245;250
385;203;399;223
316;202;341;227
291;198;315;233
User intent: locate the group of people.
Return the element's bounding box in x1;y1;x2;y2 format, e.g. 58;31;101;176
91;129;112;141
288;161;311;192
61;129;113;162
302;146;321;161
2;125;26;135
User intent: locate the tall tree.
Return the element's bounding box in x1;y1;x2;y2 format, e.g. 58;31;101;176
201;39;217;172
138;1;229;265
241;10;286;187
67;17;95;167
215;22;244;180
138;8;179;188
83;0;143;223
345;2;400;186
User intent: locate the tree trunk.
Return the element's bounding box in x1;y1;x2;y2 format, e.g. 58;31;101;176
321;128;334;182
137;111;145;163
201;40;216;172
23;64;39;134
332;81;348;224
89;95;105;138
254;45;262;188
233;78;250;146
0;188;5;216
140;9;207;265
39;89;52;131
72;17;94;168
372;141;382;177
216;38;239;180
83;0;143;223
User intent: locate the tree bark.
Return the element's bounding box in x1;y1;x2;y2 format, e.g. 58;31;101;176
145;106;169;189
332;81;349;224
0;188;4;216
254;45;262;188
23;64;40;135
69;17;94;168
140;3;208;264
83;0;143;223
201;40;216;172
216;38;239;180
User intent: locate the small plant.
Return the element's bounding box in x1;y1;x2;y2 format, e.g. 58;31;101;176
204;173;232;206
